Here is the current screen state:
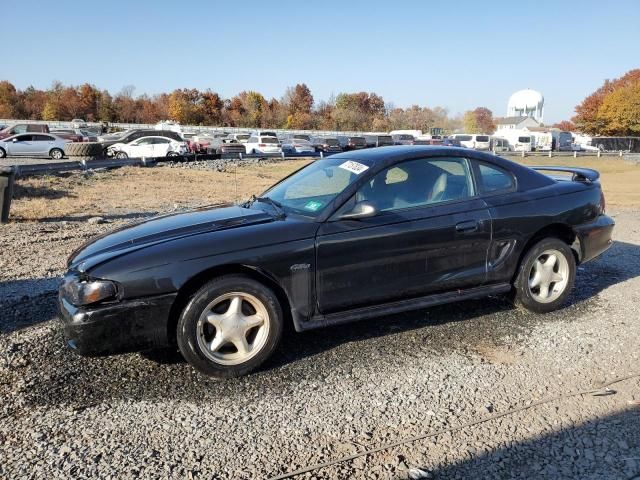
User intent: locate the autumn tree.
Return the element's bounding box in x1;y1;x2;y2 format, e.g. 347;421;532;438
20;86;47;120
78;83;99;121
462;111;478;133
113;85;137;123
553;120;576;131
573;69;640;134
0;81;19;118
97;90;115;122
597;82;640;135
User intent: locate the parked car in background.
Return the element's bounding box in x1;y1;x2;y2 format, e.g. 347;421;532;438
364;135;394;148
206;138;246;155
342;136;367;151
228;133;251;144
451;134;491;150
245;135;282;154
491;137;511;152
51;128;98;143
109;136;188;158
441;138;462;147
413;138;443;145
282;138;315;154
0;133;68;159
311;137;342;154
98;129;184;156
392;134;415;145
254;131;278;138
0;123;50;140
71;119;87;128
190;134;217;153
291;134;312;142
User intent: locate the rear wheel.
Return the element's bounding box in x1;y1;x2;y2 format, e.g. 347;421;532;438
513;238;576;313
0;147;5;158
177;275;284;378
49;148;64;160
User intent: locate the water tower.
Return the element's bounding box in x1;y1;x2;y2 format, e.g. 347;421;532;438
507;89;544;123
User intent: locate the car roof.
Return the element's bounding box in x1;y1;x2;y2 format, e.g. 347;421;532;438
329;145;554;191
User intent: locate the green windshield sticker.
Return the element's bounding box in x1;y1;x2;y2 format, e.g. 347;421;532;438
304;201;323;211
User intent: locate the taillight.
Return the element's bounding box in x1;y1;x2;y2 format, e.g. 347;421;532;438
258;143;266;147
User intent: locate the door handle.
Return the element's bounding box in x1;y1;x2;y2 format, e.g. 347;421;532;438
455;220;479;233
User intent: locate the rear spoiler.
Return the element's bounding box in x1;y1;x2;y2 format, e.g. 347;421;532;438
529;166;600;183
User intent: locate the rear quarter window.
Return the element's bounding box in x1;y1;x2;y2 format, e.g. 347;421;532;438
477;162;515;194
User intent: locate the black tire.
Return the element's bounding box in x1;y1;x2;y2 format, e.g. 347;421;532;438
177;275;284;378
512;237;576;313
0;147;5;159
64;142;103;157
49;148;64;160
115;151;128;159
167;152;179;157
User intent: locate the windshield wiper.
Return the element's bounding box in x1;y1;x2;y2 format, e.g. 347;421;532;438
253;196;286;219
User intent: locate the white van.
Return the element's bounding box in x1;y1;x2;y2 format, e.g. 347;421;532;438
451;134;491;150
492;137;511;152
513;135;533;152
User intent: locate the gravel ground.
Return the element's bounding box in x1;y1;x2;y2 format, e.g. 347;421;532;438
1;209;639;479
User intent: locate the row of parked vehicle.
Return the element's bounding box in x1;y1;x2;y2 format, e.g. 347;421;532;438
0;121;468;160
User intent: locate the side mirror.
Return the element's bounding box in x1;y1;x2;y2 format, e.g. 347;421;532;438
339;201;378;221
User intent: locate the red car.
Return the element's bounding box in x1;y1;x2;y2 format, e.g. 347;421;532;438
0;123;50;140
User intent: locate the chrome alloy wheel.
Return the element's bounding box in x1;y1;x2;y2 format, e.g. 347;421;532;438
528;249;570;303
196;292;270;365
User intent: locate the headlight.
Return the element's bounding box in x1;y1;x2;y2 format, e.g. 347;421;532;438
61;276;118;306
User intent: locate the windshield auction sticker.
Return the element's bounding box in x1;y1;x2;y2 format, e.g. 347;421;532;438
339;161;369;175
304;201;323;211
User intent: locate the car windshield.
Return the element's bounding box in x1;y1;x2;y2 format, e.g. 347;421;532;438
261;137;279;144
260;158;369;217
325;138;339;145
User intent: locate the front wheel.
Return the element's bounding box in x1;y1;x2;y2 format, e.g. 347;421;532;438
167;151;179;157
177;275;284;378
512;238;576;313
0;147;6;158
49;148;64;160
115;151;128;159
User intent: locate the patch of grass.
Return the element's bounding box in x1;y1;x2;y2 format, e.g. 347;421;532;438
11;160;311;221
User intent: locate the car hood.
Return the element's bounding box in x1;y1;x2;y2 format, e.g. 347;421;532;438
68;204;274;271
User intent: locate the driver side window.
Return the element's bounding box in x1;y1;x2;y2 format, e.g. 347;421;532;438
356;157;474;211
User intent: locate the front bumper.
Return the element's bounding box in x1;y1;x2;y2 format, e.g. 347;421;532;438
575;214;615;263
58;293;177;356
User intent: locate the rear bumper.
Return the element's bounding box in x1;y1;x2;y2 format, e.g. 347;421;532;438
58;293;177;356
575;214;615;263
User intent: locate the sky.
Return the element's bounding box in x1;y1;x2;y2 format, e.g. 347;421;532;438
3;0;640;124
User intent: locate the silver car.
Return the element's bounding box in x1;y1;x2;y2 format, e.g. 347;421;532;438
0;133;69;159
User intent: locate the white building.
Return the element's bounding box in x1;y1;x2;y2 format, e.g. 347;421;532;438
494;115;540;133
507;89;544;123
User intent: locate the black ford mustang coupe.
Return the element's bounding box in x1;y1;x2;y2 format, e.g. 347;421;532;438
59;146;614;377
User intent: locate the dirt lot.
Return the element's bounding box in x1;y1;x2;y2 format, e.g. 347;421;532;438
1;156;639;479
